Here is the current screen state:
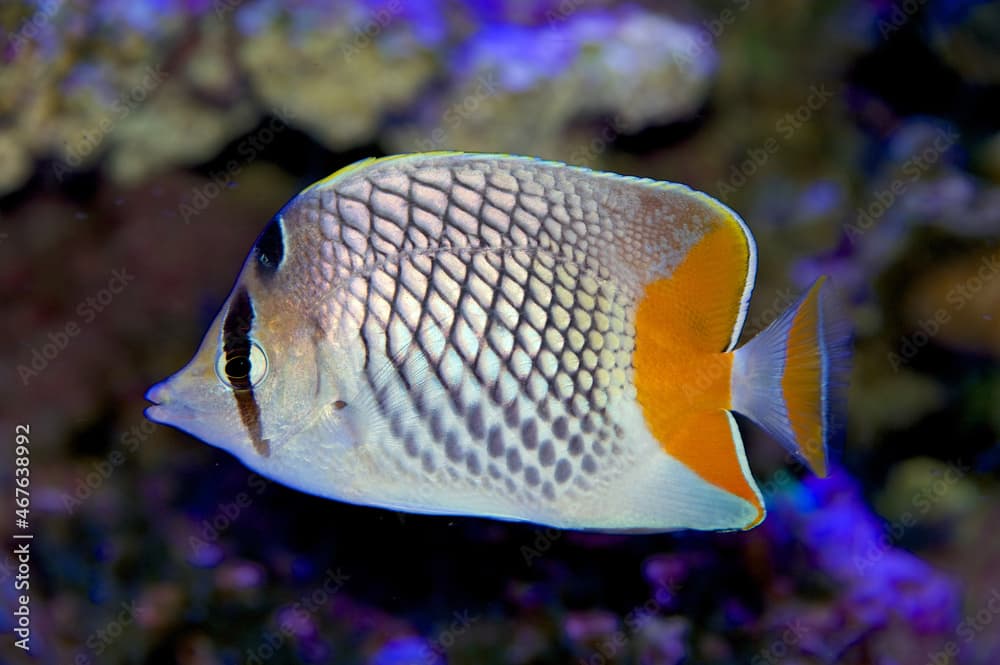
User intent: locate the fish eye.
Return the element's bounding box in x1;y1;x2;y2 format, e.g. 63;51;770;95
216;342;268;389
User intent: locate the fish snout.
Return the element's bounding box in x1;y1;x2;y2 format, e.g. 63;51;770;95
144;380;174;424
143;368;220;429
144;377;199;425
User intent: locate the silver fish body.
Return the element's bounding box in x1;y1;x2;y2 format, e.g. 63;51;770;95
147;153;844;532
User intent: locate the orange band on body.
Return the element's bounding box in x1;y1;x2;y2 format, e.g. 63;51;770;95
634;223;760;509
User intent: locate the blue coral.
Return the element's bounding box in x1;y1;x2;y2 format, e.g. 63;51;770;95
772;470;961;635
370;636;443;665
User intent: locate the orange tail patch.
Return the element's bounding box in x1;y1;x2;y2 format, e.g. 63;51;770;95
634;208;758;510
782;278;828;475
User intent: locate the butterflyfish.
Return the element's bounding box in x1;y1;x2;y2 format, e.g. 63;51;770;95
145;152;849;532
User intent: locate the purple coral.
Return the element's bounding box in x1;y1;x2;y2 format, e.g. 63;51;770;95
776;470;961;634
370;636;443;665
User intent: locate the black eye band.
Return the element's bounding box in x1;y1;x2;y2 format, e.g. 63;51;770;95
221;287;269;457
255;215;284;275
222;287;255;390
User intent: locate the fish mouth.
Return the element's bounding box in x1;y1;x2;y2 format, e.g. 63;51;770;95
143;399;202;428
143;380;201;425
144;382;168;423
144;399;175;425
144;403;168;424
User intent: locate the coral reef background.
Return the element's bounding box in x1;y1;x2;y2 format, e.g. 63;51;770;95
1;0;998;663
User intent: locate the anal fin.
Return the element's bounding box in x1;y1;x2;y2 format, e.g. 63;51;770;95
665;410;764;529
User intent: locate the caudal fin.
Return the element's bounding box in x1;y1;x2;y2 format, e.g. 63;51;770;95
730;277;850;476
